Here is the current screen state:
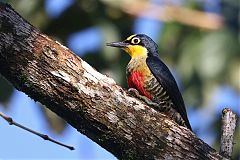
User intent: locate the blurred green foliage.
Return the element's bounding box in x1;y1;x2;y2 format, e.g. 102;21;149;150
0;0;239;159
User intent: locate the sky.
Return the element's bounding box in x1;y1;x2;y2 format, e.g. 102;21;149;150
0;0;239;159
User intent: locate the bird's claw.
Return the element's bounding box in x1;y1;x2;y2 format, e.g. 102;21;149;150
128;88;159;108
127;88;140;97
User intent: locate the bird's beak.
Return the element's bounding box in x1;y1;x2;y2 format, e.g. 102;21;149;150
106;41;128;48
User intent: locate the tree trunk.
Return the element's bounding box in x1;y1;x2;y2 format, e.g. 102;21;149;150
0;3;223;160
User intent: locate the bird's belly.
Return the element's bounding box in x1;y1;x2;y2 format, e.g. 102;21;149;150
144;76;170;103
127;71;152;99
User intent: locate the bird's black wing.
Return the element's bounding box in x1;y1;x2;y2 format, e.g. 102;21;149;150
146;55;192;130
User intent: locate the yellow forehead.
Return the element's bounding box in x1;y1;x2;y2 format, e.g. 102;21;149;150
123;45;147;58
126;34;136;41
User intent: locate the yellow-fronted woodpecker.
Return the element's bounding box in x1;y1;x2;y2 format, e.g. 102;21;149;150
107;34;192;130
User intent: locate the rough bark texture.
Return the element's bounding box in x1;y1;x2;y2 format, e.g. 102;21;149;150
0;3;223;160
220;108;237;160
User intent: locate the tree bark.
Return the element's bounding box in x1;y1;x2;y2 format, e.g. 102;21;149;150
220;108;237;160
0;3;223;160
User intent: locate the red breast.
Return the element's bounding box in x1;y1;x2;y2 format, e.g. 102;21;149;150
127;70;152;99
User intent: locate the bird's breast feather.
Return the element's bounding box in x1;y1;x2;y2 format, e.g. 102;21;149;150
127;70;151;99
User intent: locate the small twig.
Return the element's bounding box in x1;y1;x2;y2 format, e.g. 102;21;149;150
219;108;237;159
0;111;74;150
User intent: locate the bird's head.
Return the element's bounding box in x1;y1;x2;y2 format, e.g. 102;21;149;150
107;34;159;58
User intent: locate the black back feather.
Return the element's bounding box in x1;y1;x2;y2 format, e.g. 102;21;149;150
146;55;192;130
136;34;192;130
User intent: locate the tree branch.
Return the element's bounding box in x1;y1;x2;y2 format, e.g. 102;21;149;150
219;108;237;159
0;3;224;159
0;112;74;150
105;0;223;30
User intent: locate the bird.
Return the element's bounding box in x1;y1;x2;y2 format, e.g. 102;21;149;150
106;34;192;131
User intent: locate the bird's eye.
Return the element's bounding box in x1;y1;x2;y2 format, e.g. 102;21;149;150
131;37;140;44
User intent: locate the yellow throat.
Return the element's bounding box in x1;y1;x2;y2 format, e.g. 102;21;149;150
123;45;148;59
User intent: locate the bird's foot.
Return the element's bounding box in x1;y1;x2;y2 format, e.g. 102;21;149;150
128;89;190;130
128;88;159;108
